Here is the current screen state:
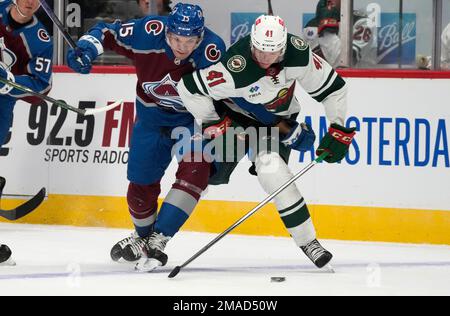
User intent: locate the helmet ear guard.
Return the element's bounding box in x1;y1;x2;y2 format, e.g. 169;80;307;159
251;15;288;55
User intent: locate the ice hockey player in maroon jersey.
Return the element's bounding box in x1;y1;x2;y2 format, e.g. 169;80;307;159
0;0;53;266
67;3;226;272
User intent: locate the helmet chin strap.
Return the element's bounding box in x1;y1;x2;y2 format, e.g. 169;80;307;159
14;2;29;19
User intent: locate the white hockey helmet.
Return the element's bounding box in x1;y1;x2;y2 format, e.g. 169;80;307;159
251;15;288;53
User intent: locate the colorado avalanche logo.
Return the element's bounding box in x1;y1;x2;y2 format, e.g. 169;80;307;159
38;29;51;42
145;20;164;36
205;44;221;63
0;37;17;69
142;74;186;112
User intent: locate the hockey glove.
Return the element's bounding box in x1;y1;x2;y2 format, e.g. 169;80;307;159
203;116;233;139
281;121;316;152
0;62;14;95
316;123;356;163
67;35;104;74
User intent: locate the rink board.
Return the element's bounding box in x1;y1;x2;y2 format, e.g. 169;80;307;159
0;72;449;245
1;196;450;245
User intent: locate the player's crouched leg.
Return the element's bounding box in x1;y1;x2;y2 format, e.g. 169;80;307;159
135;153;211;272
255;151;333;269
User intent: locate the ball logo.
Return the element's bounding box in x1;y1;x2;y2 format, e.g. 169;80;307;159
230;13;262;45
38;29;50;43
377;14;416;64
145;20;164;36
205;44;221;63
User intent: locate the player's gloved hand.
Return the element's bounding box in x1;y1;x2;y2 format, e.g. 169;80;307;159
0;62;15;95
316;123;356;163
281;121;316;152
203;116;233;139
67;35;104;74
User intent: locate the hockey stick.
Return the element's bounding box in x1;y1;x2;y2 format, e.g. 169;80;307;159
168;151;330;278
268;0;274;15
0;177;46;221
38;0;88;67
38;0;78;50
0;77;123;116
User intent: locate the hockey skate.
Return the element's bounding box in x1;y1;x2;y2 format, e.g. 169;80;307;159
120;235;155;263
0;244;15;266
300;239;333;270
135;232;171;273
110;232;143;262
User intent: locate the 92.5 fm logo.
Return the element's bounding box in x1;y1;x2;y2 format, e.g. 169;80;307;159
1;100;135;157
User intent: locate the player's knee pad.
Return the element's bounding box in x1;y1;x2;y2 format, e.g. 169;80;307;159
255;151;303;210
173;153;211;199
127;182;161;215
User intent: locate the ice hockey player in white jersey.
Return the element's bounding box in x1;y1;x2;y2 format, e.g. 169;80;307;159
312;0;341;68
442;23;450;69
417;23;450;70
352;9;378;68
303;7;378;68
178;15;356;269
303;17;320;54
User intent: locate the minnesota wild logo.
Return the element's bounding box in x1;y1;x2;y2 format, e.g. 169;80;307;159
227;55;246;73
291;36;308;51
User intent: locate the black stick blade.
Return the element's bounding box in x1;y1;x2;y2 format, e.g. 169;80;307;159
268;0;274;15
0;188;46;221
168;266;182;279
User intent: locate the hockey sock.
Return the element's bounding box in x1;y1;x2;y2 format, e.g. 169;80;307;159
278;198;316;247
127;182;160;238
155;154;210;237
256;152;317;247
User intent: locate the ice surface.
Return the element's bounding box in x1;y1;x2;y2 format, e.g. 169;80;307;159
0;223;449;296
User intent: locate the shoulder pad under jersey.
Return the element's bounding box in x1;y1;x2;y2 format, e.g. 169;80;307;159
131;15;167;51
0;0;12;14
284;33;310;68
193;27;226;69
20;17;53;56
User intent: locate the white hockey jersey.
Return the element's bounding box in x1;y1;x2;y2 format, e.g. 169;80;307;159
178;34;348;127
442;23;450;69
353;17;378;68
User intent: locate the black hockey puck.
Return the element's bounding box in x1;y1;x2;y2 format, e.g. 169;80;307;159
0;245;12;263
270;277;286;283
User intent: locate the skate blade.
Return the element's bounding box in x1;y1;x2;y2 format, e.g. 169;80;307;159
116;257;140;265
321;264;335;274
135;258;162;273
0;258;16;267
